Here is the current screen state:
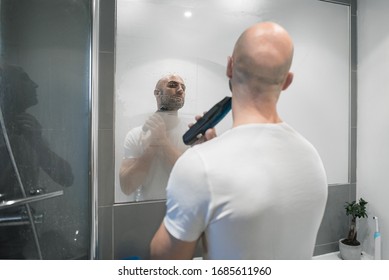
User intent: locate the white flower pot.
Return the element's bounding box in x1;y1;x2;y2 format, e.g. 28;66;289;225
339;239;362;260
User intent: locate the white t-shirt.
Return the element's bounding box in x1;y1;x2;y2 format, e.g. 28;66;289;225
164;123;328;259
123;117;188;200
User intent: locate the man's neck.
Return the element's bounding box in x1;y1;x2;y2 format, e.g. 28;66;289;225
157;110;180;130
232;97;282;127
231;85;283;126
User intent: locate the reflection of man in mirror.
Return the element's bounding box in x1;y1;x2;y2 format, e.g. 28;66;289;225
119;74;189;201
0;64;74;259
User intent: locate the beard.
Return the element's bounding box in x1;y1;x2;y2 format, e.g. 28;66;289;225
159;95;185;111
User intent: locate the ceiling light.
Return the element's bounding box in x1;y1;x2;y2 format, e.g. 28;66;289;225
184;11;192;18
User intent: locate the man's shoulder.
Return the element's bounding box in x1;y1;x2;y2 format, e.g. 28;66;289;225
180;135;227;163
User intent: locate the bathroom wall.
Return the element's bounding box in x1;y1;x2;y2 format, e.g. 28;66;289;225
357;0;389;259
96;0;357;259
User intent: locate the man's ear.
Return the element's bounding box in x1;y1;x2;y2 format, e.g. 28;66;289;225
154;89;161;96
281;72;294;91
226;56;233;79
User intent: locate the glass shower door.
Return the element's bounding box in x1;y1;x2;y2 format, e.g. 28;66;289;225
0;0;91;259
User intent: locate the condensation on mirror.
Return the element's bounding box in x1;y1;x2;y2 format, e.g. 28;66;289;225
114;0;350;203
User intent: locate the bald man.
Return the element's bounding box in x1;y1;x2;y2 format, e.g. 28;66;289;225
151;22;328;259
119;74;188;200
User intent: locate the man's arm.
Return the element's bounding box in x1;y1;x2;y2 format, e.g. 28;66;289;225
150;118;217;258
146;113;184;167
17;113;74;186
150;222;197;260
119;146;157;195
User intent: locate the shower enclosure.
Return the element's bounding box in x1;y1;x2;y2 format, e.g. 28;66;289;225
0;0;96;259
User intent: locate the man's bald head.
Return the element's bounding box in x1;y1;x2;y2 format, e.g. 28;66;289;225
229;22;294;94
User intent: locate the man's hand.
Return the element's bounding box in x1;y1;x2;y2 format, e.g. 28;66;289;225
188;113;217;145
142;113;168;148
14;112;42;140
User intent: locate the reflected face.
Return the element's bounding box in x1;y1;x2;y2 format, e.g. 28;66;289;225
4;66;39;112
157;75;186;111
16;71;39;108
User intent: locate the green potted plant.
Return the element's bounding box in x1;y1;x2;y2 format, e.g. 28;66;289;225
339;198;368;260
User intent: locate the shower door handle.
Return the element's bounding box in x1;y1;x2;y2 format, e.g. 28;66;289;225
0;190;64;210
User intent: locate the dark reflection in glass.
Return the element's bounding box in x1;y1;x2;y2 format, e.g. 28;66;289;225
119;74;189;201
0;64;73;259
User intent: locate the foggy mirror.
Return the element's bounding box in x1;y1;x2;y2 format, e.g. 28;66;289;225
114;0;350;203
